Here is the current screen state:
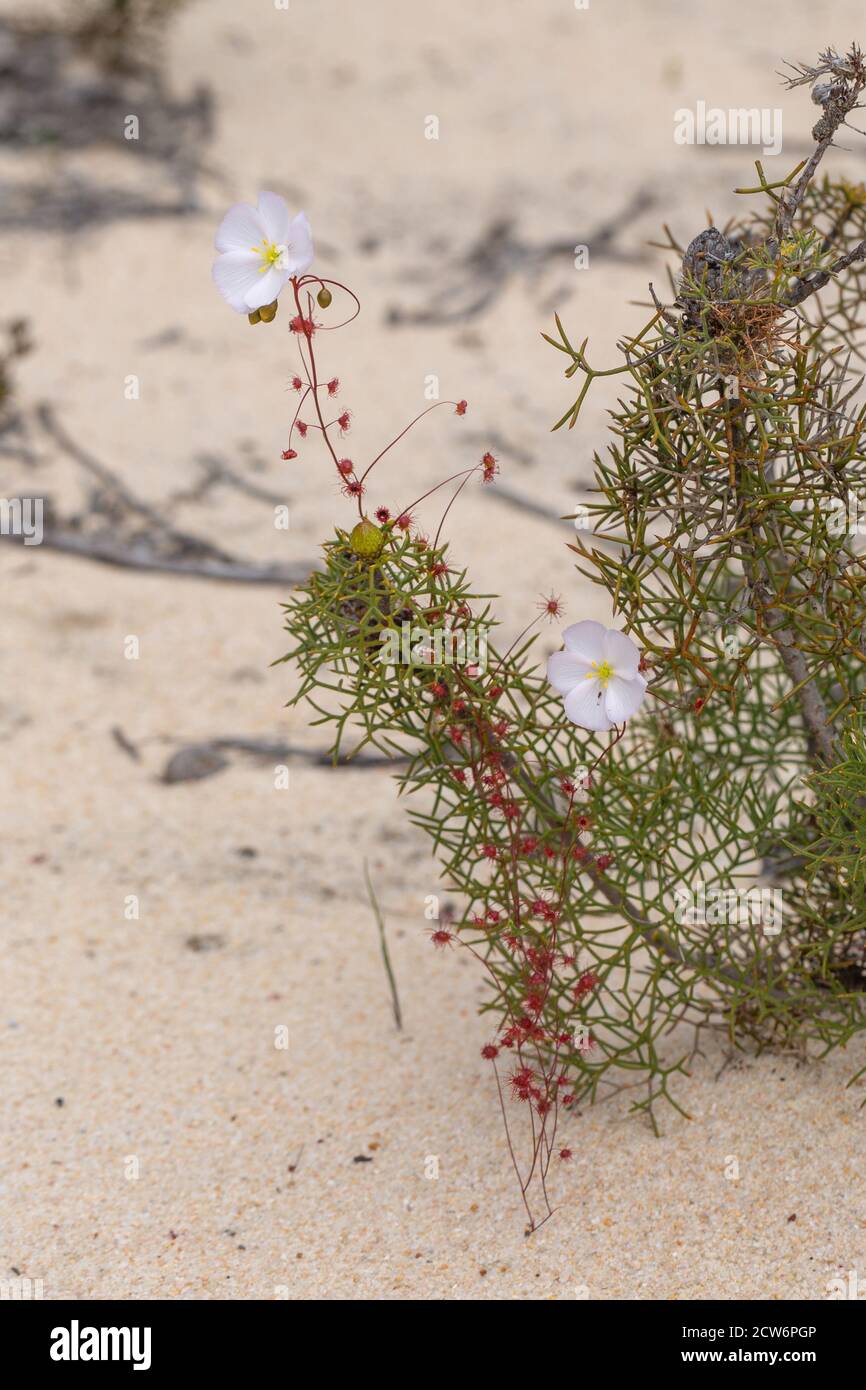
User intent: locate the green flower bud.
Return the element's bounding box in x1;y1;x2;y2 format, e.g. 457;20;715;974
349;517;385;559
317;286;333;309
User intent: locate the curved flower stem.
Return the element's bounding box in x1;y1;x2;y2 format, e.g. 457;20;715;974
358;401;464;487
290;278;359;509
433;473;475;549
396;466;482;519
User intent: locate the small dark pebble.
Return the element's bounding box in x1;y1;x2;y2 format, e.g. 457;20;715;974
787;1213;797;1222
352;1154;373;1164
236;846;258;859
162;745;229;784
185;933;225;953
54;1097;64;1107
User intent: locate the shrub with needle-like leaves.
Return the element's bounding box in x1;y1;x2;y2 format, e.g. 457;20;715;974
224;46;866;1228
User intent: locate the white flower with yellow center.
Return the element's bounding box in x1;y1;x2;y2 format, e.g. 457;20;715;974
547;620;647;732
212;192;314;313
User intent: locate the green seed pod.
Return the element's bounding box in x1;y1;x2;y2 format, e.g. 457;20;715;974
247;309;261;325
349;517;385;559
317;286;333;309
258;300;278;323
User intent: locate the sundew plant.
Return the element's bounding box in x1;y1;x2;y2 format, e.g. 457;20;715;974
216;47;866;1230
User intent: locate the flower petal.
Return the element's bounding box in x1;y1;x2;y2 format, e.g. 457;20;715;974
213;249;262;312
285;211;314;276
215;201;264;253
244;265;290;311
563;677;613;732
562;620;606;663
603;673;647;725
547;650;593;694
257;190;290;245
603;627;641;678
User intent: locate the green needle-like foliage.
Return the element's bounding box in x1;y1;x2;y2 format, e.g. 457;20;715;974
279;46;866;1226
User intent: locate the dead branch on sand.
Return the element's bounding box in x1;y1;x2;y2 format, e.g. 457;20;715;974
0;404;315;587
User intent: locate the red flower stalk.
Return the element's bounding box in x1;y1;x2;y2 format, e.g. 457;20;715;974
277;266;590;1233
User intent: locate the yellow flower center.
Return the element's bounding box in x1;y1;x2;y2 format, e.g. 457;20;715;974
252;238;288;273
588;659;614;688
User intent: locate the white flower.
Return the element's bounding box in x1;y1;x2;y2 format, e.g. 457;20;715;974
212;192;314;313
547;620;647;732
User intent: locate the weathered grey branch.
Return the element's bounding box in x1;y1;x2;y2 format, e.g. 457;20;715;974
785;237;866;307
1;528;312;586
0;402;318;586
728;399;839;765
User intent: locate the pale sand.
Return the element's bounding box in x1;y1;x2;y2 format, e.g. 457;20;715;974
2;0;866;1299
